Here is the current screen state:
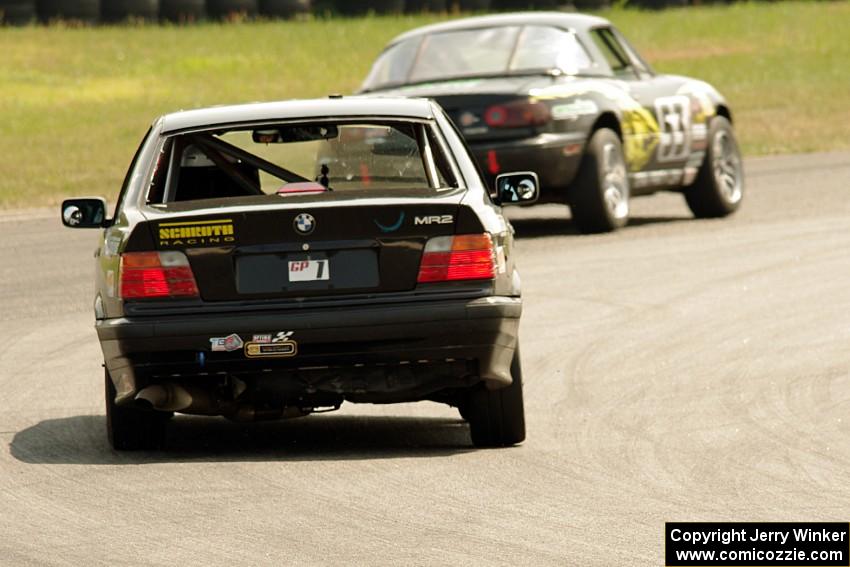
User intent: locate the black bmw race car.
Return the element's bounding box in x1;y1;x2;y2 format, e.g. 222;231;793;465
360;12;744;233
62;97;539;450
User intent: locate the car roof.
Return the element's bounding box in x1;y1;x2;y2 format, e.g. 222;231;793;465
388;11;611;46
160;97;435;134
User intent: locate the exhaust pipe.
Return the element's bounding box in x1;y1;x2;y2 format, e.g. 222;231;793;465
135;383;309;421
136;384;228;415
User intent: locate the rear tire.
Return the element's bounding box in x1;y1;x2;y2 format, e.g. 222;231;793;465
0;0;36;25
459;0;491;9
570;128;630;233
335;0;403;14
463;349;526;448
160;0;205;22
258;0;310;18
105;369;167;451
206;0;258;19
101;0;158;21
404;0;446;12
684;116;744;218
37;0;100;22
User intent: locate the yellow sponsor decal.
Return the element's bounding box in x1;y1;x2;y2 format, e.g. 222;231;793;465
245;331;298;358
244;341;297;359
530;81;661;172
157;219;235;247
622;107;660;172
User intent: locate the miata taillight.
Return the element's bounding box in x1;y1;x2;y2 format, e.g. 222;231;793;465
120;251;199;299
484;100;550;128
417;234;496;283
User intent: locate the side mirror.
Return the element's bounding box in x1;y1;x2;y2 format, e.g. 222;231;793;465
61;198;108;228
495;172;540;206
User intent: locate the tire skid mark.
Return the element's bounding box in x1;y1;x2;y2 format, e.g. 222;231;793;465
516;206;850;517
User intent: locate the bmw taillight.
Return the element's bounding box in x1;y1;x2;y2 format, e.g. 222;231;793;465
120;251;199;299
484;100;550;128
417;234;496;283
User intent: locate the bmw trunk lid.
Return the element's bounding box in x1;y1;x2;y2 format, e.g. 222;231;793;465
135;189;471;301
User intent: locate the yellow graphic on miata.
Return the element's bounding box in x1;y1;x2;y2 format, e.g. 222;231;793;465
529;79;717;173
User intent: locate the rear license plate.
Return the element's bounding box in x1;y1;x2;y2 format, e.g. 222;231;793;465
235;250;379;294
288;259;329;282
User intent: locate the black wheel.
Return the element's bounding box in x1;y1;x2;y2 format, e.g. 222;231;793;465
573;0;611;7
570;128;630;234
105;369;167;451
206;0;258;19
684;116;744;218
335;0;403;14
101;0;158;21
492;0;560;8
463;349;526;448
37;0;100;22
404;0;446;12
160;0;205;22
259;0;310;18
458;402;470;422
0;0;36;24
458;0;490;9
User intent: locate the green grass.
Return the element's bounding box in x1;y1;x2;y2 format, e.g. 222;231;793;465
611;2;850;156
0;2;847;208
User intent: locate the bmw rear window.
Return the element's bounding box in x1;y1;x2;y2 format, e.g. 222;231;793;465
145;120;459;204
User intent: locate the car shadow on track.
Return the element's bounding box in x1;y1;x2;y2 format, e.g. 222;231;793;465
10;414;477;465
509;215;692;239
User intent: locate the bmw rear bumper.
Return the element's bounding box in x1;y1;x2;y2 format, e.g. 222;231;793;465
469;132;587;201
97;296;521;405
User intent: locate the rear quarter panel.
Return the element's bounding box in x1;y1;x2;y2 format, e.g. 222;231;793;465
97;122;163;320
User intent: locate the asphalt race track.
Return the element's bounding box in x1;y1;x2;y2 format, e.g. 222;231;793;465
2;152;849;565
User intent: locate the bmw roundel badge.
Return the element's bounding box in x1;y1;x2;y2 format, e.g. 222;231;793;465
293;213;315;235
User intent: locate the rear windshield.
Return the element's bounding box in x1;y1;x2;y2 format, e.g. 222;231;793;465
363;25;592;90
146;120;458;204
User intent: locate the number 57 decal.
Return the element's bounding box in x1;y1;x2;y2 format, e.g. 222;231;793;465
655;95;691;163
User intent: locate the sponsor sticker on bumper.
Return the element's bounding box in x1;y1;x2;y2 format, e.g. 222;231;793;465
245;342;297;358
244;331;298;358
210;333;244;352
